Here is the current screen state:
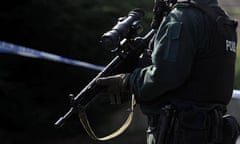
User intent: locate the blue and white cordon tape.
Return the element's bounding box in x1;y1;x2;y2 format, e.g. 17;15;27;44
233;90;240;99
0;41;105;71
0;40;240;99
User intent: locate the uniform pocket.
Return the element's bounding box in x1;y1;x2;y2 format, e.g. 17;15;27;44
163;22;182;62
222;115;240;144
176;110;209;144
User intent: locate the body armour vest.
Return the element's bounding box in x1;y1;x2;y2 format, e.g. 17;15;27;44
162;2;238;105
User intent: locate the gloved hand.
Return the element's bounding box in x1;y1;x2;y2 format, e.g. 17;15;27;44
95;73;130;104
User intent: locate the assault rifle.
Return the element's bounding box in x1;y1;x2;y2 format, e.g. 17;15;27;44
55;0;174;140
55;8;155;127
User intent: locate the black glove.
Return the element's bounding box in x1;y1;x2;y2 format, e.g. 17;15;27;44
96;73;130;104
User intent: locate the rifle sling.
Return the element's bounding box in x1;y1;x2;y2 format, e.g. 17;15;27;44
78;95;136;141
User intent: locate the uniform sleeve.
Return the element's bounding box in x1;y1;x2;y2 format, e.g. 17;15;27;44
128;7;201;102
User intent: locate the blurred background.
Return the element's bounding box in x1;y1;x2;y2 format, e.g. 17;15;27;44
0;0;239;144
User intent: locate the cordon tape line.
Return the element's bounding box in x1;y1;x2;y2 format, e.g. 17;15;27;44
0;41;105;71
233;90;240;99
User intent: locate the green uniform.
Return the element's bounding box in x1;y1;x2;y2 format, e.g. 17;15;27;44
128;0;225;114
95;0;239;143
126;0;240;144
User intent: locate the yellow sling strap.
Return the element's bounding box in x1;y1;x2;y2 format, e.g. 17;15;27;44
78;95;136;141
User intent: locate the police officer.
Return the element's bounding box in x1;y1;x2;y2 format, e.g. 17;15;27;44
96;0;239;143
